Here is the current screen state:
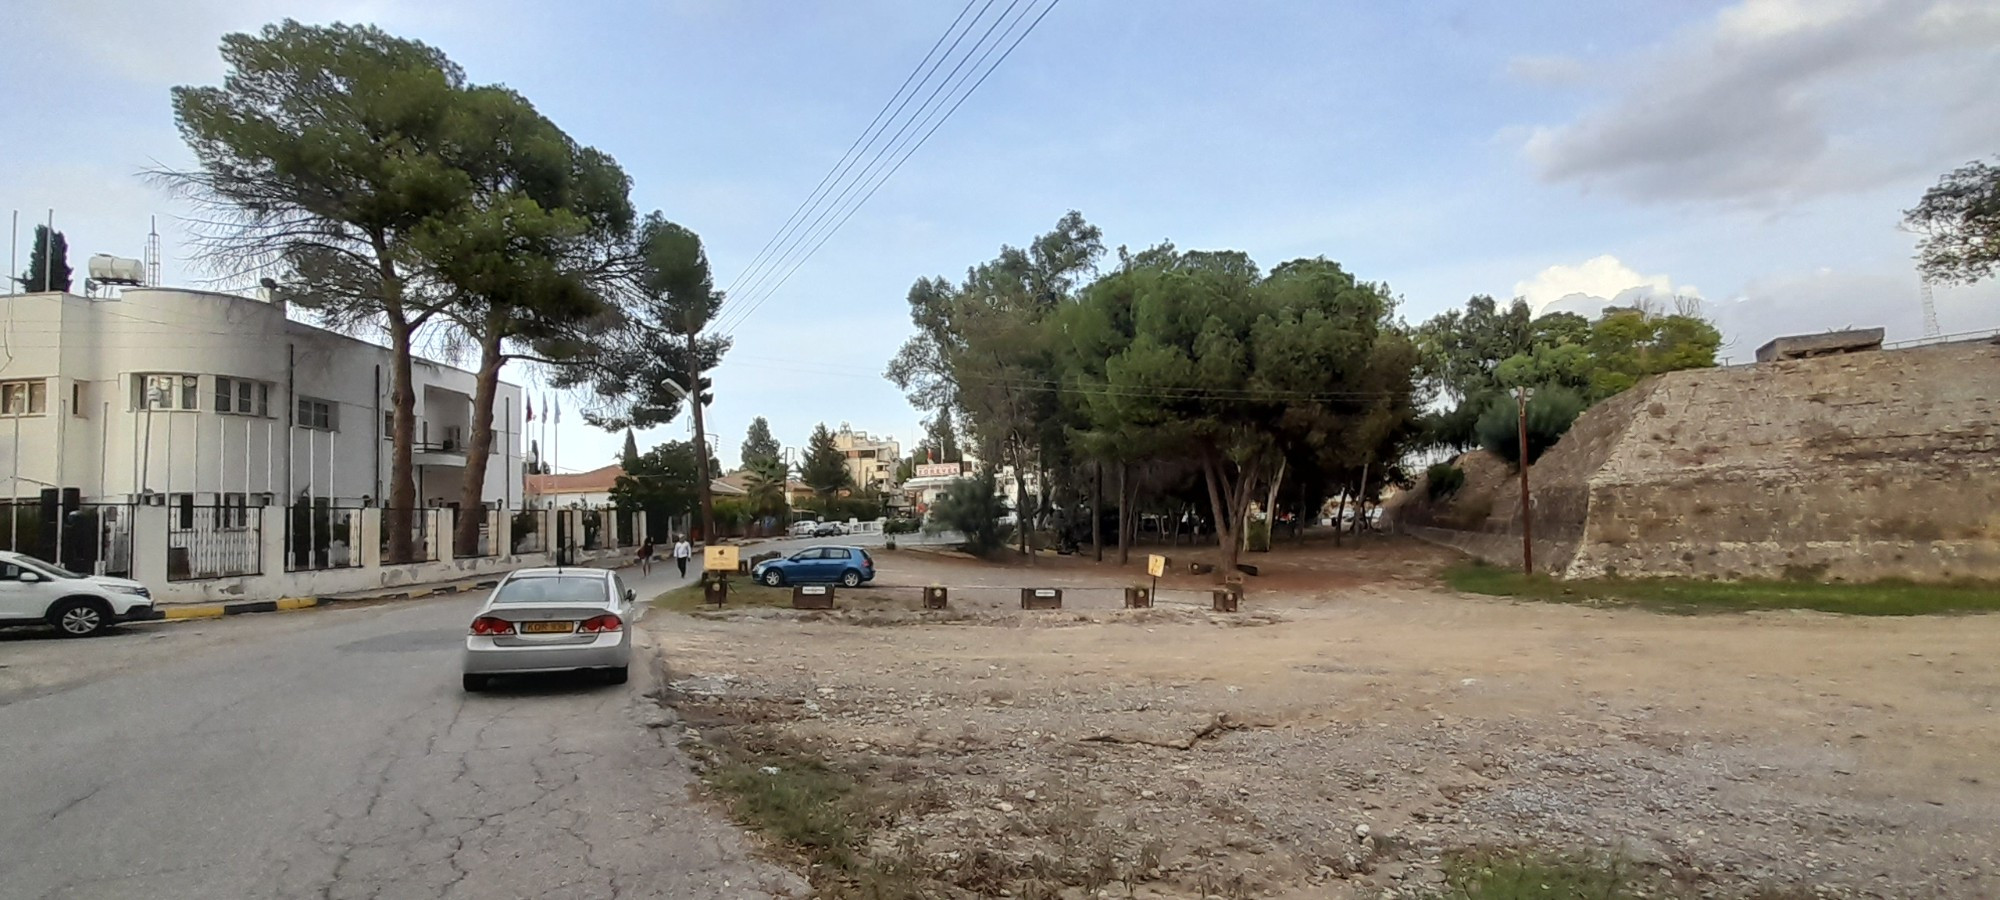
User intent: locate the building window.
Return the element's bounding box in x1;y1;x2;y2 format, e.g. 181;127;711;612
71;382;85;417
173;493;194;529
297;396;336;431
1;379;47;415
135;374;199;410
221;492;249;529
215;377;274;416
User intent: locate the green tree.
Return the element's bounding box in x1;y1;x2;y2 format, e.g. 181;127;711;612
927;472;1012;556
1475;386;1588;467
559;214;728;540
420;90;637;557
921;409;962;463
164;20;479;562
798;423;852;502
621;428;639;469
15;225;72;292
740;416;780;467
1412;296;1534;448
741;455;789;517
1905;157;2000;286
610;440;717;540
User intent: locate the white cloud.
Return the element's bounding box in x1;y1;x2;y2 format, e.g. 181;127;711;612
1707;267;2000;359
1514;255;1699;314
1520;0;2000;205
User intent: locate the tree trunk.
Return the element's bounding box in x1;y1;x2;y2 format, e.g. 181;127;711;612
454;325;505;557
385;315;419;564
1258;457;1287;553
1199;449;1259;577
688;333;713;544
1092;460;1103;563
1114;462;1129;565
1013;440;1032;564
1334;487;1349;547
1355;457;1371;536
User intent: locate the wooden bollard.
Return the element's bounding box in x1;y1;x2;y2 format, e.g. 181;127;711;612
1124;586;1152;609
1211;585;1241;613
1020;587;1062;610
924;586;949;609
793;584;835;610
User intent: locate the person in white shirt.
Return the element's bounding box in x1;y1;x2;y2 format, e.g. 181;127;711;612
672;536;692;577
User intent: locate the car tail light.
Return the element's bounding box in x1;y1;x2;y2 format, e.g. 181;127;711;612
470;616;516;636
579;614;623;634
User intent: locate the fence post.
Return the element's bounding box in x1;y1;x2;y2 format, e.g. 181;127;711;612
359;508;383;569
495;506;513;559
636;510;648;544
436;509;455;564
259;507;286;580
130;504;170;588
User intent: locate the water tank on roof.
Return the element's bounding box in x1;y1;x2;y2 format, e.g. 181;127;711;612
88;254;147;285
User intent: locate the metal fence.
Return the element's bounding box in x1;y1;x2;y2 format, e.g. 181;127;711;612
581;510;606;551
458;506;498;559
0;500;134;578
379;509;441;564
285;504;362;572
167;504;264;581
511;508;552;555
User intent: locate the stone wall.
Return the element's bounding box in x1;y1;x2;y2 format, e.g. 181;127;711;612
1397;339;2000;581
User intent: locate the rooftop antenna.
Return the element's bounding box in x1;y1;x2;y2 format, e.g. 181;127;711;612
144;215;161;287
1920;278;1940;339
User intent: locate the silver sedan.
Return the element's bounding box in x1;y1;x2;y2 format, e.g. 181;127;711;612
461;567;637;691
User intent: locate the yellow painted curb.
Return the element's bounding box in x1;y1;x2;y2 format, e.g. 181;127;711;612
162;605;227;620
275;597;318;611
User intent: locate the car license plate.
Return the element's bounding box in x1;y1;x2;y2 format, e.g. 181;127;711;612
520;621;574;634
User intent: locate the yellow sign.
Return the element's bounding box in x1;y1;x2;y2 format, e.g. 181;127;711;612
704;545;739;571
1146;554;1168;578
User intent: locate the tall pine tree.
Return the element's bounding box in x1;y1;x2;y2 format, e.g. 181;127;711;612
17;225;72;293
740;416;780;467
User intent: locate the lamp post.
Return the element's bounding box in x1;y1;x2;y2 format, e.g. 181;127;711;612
1516;385;1534;576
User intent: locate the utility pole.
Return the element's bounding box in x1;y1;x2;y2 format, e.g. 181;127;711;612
1516;385;1534;576
684;332;713;545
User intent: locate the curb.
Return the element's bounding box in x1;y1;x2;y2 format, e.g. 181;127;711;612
132;578;503;623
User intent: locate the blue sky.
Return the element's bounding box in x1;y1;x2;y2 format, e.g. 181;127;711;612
5;0;1997;472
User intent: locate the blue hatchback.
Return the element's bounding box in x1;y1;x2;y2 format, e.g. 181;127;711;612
752;545;876;588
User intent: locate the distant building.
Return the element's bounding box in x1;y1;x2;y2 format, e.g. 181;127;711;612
831;423;900;492
527;462;744;509
716;468;814;507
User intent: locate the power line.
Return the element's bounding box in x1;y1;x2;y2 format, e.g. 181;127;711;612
716;0;1062;336
719;0;990;302
718;0;1033;329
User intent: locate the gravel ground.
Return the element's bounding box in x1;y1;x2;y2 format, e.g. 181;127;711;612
649;538;2000;899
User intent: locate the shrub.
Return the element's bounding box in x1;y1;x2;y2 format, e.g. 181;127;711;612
1476;386;1587;467
925;472;1013;556
1425;463;1466;501
883;517;921;536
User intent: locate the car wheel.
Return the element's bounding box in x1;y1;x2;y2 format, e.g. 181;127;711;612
840;569;862;588
603;666;629;685
462;673;489;692
762;569;784;587
48;598;111;638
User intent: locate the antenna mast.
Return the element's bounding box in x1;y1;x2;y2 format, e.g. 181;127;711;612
144;215;161;287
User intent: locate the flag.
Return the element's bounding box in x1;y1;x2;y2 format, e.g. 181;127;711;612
554;394;561;424
524;395;534;422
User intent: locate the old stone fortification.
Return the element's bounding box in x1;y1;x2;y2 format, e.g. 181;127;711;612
1394;338;2000;581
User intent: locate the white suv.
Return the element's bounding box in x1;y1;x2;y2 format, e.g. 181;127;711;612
0;550;155;637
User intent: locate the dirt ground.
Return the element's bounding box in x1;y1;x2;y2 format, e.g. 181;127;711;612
649;536;2000;899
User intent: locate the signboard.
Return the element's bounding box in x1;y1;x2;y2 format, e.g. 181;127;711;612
913;462;963;479
1146;554;1168;578
793;583;834;610
704;545;739;572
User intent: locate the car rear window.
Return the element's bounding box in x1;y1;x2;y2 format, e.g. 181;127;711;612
859;550;873;565
492;576;606;604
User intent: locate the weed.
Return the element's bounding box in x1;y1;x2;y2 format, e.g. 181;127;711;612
1445;561;2000;616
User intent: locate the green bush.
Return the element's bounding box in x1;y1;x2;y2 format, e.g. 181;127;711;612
925;472;1013;556
1425;463;1466;501
1476;386;1586;467
882;517;921;536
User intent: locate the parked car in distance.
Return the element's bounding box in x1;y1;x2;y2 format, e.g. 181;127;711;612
812;521;847;537
752;545;875;588
0;550;154;637
462;567;636;692
789;519;821;538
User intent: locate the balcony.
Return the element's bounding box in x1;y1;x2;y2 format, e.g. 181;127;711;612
412;438;467;468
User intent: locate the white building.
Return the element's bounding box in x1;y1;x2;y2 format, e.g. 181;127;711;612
0;287;524;513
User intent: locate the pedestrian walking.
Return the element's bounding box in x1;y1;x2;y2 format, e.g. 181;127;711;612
673;535;692;577
636;536;655;577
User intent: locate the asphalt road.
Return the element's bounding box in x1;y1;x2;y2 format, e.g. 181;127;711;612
0;560;811;900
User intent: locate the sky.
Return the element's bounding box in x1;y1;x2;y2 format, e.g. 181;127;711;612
4;0;1996;473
